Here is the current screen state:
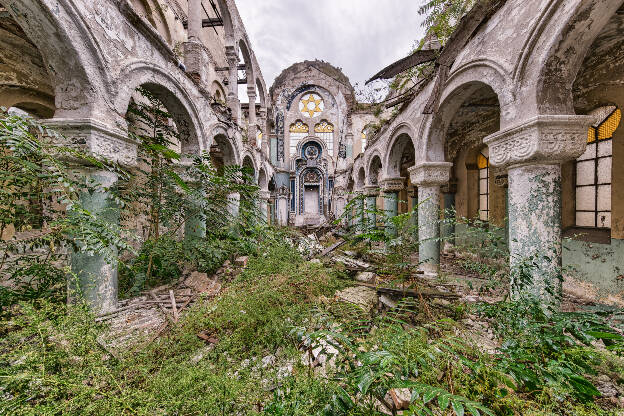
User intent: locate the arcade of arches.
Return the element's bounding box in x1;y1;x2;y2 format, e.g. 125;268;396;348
2;0;624;312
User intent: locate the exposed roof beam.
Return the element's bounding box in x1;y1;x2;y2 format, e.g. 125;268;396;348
366;48;439;84
215;64;247;71
182;18;224;29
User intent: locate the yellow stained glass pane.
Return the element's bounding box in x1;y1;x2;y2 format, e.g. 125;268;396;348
289;120;309;133
314;120;334;133
477;153;489;169
587;127;596;143
361;132;366;139
597;108;621;140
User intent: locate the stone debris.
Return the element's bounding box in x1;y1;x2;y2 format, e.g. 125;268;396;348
298;234;324;258
234;256;249;268
309;258;322;265
379;294;398;309
332;254;372;270
389;388;412;410
355;271;376;283
336;286;378;312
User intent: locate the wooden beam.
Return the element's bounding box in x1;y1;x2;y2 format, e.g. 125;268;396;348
182;18;223;29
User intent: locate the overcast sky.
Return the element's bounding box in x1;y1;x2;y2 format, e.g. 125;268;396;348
236;0;427;93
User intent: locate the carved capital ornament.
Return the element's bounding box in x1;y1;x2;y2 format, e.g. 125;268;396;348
408;162;452;186
484;115;593;169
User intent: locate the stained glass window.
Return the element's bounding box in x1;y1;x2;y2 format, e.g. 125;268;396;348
256;129;262;149
315;120;334;156
289;120;309;157
299;93;324;118
478;149;489;221
576;108;620;228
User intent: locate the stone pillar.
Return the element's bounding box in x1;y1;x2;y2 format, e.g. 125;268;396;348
276;185;290;226
70;169;119;314
187;0;202;42
184;185;206;241
441;183;457;248
381;178;404;238
409;189;418;231
353;193;365;232
484;115;592;302
247;86;257;146
409;162;452;276
227;192;240;217
225;47;240;123
259;107;268;154
259;190;270;223
44;118;137;314
364;186;379;231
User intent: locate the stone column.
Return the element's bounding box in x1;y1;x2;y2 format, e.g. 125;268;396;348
440;183;457;248
225;47;240;123
70;169;119;314
227;192;240;217
259;107;268;154
184;184;206;241
276;185;290;226
381;178;404;238
247;86;257;146
258;190;270;223
45;118;137;314
409;162;452;276
409;189;418;232
187;0;202;42
353;193;365;232
364;186;379;232
484;115;592;302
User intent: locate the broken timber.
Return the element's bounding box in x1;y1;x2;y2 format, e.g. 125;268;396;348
354;281;460;300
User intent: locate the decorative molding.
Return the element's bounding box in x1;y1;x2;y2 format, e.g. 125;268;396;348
380;177;405;192
484;115;593;169
44;118;137;167
408;162;452;186
363;185;380;197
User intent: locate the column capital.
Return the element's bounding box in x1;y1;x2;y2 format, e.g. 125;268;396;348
409;161;452;186
363;185;379;197
44;118;137;167
225;46;238;64
484;115;593;169
380;177;405;192
258;190;271;200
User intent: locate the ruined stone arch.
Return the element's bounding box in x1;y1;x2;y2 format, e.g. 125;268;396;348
443;60;513;128
423;80;501;165
355;166;366;190
256;77;266;108
129;0;173;45
114;62;207;154
241;153;257;181
211;81;226;104
258;167;268;190
0;0;110;120
383;123;417;178
516;0;624;117
215;0;235;46
366;152;383;186
210;125;239;170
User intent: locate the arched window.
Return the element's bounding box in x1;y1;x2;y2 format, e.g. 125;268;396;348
314;120;334;156
576;107;621;229
256;129;263;149
361;125;374;153
289;120;308;157
477;148;489;221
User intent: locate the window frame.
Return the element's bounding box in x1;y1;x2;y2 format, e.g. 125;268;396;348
574;108;617;230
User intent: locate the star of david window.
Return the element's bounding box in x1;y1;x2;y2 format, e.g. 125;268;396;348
299;93;324;118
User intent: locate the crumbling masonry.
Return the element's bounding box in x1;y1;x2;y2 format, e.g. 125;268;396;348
2;0;624;310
